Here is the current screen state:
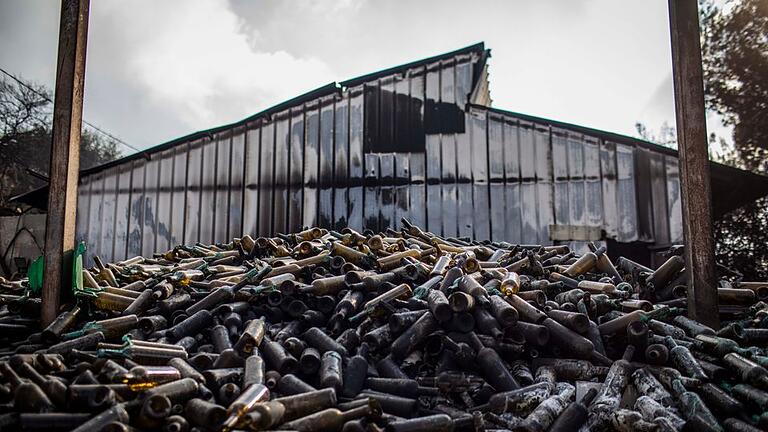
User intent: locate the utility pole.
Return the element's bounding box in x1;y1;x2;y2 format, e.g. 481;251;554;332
41;0;90;326
668;0;719;329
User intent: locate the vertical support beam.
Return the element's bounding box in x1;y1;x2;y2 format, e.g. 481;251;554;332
41;0;90;326
668;0;719;328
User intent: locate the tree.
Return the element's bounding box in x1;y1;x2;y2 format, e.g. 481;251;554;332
0;75;121;211
635;121;678;149
635;119;768;280
712;147;768;281
700;0;768;280
701;0;768;172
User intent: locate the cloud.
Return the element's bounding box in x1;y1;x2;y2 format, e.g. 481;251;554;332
1;0;685;151
301;0;368;14
92;0;335;129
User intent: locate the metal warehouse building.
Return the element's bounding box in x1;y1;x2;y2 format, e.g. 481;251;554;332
18;43;768;265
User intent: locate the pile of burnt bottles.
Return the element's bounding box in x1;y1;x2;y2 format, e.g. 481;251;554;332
1;219;768;431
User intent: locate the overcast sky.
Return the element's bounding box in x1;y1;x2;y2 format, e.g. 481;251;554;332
0;0;731;155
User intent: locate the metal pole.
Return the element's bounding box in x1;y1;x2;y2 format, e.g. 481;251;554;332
668;0;719;329
41;0;90;326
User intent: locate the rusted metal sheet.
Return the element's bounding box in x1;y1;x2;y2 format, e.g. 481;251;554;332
74;43;695;265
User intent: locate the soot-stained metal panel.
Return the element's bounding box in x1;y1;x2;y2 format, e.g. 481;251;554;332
272;114;290;235
288;110;305;232
319;97;335;229
258;123;274;236
303;102;320;230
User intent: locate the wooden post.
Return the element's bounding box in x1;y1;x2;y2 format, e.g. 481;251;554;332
668;0;719;329
41;0;90;326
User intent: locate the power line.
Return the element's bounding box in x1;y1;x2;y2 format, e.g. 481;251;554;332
81;119;142;154
0;66;143;154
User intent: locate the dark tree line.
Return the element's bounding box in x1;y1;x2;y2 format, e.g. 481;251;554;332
703;0;768;280
0;75;121;213
702;0;768;172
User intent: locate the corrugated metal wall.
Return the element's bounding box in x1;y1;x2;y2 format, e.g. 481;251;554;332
75;47;683;263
